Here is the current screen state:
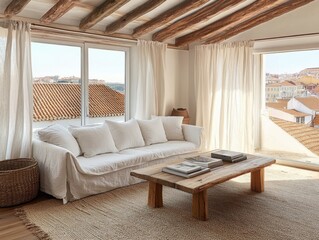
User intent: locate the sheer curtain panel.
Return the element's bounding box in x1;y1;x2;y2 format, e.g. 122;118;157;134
0;21;33;159
135;40;167;119
194;42;262;153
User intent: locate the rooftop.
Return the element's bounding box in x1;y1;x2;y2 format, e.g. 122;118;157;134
280;81;295;86
281;109;310;117
266;102;287;110
295;96;319;112
33;83;124;121
271;117;319;156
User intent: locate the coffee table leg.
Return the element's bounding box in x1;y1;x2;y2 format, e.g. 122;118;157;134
148;182;163;208
251;168;264;193
192;190;208;221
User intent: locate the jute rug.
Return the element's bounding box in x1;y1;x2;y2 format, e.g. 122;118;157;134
16;165;319;240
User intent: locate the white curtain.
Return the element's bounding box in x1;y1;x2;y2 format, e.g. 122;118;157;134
194;42;263;153
0;21;33;160
135;40;167;119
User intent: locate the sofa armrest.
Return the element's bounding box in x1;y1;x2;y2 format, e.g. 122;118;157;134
32;139;75;203
182;124;203;148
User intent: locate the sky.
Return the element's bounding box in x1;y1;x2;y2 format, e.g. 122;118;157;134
32;42;319;78
31;42;125;83
265;49;319;74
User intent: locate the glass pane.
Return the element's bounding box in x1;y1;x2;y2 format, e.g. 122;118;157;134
88;48;125;124
32;42;82;128
260;50;319;166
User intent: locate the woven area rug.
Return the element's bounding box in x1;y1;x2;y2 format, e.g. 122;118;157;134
16;165;319;240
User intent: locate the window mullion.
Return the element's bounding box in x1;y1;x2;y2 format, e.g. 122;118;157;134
82;43;89;126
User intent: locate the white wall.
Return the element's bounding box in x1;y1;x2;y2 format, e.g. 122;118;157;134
166;49;190;116
261;116;316;157
268;108;296;123
288;98;315;115
305;115;312;124
228;1;319;44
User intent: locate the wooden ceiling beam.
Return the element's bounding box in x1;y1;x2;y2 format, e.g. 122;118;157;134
132;0;209;38
40;0;76;24
175;0;285;47
152;0;244;42
105;0;166;34
80;0;130;30
4;0;31;16
205;0;314;44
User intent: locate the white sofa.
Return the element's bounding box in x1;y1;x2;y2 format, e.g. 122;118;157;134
32;118;202;204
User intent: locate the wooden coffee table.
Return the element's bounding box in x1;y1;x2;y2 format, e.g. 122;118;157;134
130;154;275;221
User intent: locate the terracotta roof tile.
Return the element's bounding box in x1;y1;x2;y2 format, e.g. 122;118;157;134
271;118;319;156
295;96;319;112
313;115;319;125
280;81;295;86
33;83;124;121
281;109;310;117
266;102;287;109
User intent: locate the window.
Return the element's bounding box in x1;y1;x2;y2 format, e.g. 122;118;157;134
296;117;300;123
262;49;319;167
32;42;82;128
31;41;128;129
87;47;126;124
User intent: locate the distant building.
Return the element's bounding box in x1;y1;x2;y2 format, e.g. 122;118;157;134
266;102;312;125
310;85;319;96
299;67;319;78
288;96;319;127
266;80;306;102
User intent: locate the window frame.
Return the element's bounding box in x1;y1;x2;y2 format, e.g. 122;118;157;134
31;38;130;126
84;43;130;124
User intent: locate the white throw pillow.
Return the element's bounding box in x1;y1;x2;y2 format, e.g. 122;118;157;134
38;124;81;156
152;116;184;141
105;119;145;151
70;124;118;158
137;118;167;145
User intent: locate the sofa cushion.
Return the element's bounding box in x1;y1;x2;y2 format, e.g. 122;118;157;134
137;118;167;145
75;141;197;175
105;119;145;151
152;116;184;141
38;124;81;156
70;124;118;158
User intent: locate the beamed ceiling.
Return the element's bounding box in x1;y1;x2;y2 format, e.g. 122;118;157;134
0;0;315;47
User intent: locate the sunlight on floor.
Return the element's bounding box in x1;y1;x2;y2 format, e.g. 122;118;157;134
231;164;319;183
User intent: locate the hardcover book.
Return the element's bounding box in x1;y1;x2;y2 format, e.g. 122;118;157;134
210;150;244;161
165;162;202;174
162;166;210;178
185;156;223;168
223;155;247;163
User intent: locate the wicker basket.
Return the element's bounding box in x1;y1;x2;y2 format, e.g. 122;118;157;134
0;158;39;207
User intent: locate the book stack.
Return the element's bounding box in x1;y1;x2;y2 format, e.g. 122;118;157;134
210;150;247;163
185;156;223;169
162;162;210;178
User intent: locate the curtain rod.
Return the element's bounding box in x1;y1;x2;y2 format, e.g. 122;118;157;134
30;24;186;50
0;16;187;50
254;32;319;42
31;24;137;44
